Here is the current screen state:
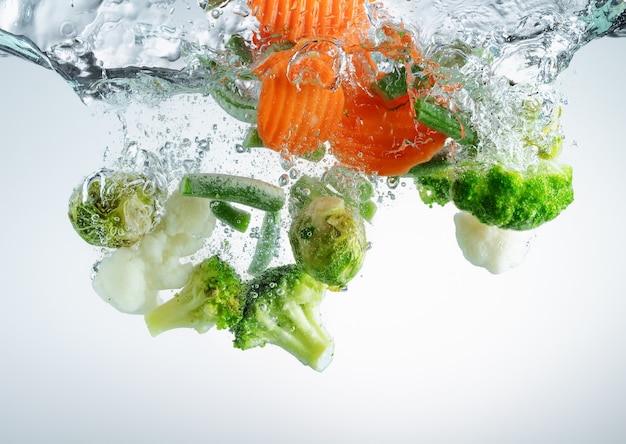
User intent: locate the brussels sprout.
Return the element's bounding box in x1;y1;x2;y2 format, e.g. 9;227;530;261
288;196;367;289
68;169;165;248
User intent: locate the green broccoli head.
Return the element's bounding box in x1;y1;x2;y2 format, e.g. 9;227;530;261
232;265;334;371
144;256;244;336
289;195;368;289
451;162;574;230
68;169;165;248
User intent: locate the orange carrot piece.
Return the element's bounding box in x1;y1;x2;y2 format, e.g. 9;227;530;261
330;85;448;176
248;0;369;43
254;42;345;156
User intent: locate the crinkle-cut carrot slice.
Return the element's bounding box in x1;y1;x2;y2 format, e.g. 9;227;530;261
254;43;345;156
330;85;448;176
248;0;370;43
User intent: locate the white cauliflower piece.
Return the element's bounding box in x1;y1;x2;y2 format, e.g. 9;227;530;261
92;247;159;314
454;211;535;274
92;193;215;314
161;193;216;257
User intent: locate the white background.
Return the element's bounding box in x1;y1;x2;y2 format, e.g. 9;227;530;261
1;36;625;443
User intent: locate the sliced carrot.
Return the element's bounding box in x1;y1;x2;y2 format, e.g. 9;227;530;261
330;83;448;176
253;42;345;156
247;0;369;44
249;2;446;175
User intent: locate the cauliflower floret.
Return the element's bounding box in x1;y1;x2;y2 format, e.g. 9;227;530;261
92;247;158;314
162;193;216;256
92;193;215;314
454;211;535;274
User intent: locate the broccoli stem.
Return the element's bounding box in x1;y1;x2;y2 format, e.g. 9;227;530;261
145;292;214;336
210;200;251;232
248;211;281;276
414;97;478;146
180;173;286;212
254;301;334;372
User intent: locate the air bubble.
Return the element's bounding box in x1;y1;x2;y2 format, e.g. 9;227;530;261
278;174;289;187
59;21;77;38
386;176;400;189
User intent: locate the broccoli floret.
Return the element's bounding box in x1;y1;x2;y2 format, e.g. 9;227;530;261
68;169;165;248
415;170;454;207
451;162;574;230
231;265;334;371
144;255;243;336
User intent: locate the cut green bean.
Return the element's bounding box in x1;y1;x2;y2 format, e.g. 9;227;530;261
248;211;281;276
200;0;230;10
414;97;478;146
227;34;253;65
404;155;453;178
180;173;286;212
210;200;251;233
209;80;258;123
370;66;408;101
299;144;327;162
242;127;264;149
359;200;377;223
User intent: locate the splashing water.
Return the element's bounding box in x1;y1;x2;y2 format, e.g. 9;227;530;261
0;0;624;270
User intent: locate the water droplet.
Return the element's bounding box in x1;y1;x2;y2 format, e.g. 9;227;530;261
211;9;222;19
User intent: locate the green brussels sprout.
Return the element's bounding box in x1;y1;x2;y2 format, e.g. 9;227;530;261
68;169;165;248
288;196;367;289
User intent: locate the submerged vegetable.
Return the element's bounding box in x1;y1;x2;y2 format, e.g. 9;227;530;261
180;173;286;212
253;41;345;157
232;264;334;371
248;0;369;44
92;193;216;314
289;195;368;288
454;211;535;274
68;169;165;248
452;162;574;231
145;255;244;336
330;82;449;175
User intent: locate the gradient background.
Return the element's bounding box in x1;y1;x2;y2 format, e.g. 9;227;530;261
1;36;625;443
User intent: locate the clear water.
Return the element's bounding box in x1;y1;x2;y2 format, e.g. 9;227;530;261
0;0;624;272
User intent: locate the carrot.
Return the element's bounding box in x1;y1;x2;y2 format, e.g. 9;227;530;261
247;0;369;44
329;82;448;176
249;2;447;175
253;41;345;156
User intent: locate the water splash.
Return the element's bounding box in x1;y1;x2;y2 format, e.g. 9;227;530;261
0;0;624;268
